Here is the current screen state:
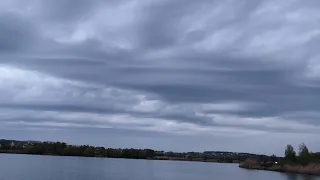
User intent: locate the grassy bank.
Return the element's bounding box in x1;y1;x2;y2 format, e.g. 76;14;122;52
239;159;320;176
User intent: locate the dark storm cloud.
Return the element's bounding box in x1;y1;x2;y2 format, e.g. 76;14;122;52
1;0;320;152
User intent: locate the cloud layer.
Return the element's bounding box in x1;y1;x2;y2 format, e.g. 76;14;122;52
1;0;320;154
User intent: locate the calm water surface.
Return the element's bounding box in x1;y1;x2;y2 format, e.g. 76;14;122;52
0;154;319;180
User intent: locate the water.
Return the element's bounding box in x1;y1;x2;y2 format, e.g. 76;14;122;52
0;154;319;180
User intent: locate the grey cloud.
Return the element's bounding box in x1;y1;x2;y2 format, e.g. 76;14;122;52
1;0;320;153
36;0;125;23
40;0;101;22
0;104;116;115
0;12;38;53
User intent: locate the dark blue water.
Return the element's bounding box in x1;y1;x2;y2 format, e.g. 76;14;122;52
0;154;319;180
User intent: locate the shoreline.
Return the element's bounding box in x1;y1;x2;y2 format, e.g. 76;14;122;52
0;151;238;164
0;139;273;164
239;162;320;176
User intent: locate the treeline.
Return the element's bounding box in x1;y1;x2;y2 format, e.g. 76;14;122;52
240;143;320;176
0;139;279;163
284;143;320;165
0;140;155;159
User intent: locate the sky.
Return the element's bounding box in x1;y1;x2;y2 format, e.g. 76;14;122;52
1;0;320;155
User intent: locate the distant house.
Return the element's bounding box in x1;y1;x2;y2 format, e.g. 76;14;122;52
203;151;217;157
23;143;29;149
10;142;15;148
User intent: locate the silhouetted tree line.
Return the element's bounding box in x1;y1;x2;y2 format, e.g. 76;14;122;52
0;140;155;159
0;139;280;162
284;143;320;165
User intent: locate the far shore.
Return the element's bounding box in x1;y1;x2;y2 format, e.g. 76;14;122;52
0;150;239;164
1;139;278;166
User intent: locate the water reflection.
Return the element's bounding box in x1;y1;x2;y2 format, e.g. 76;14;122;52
303;175;318;180
285;173;298;180
284;173;318;180
1;154;320;180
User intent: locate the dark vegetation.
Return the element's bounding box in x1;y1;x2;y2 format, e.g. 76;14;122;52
0;139;155;159
240;143;320;176
0;139;278;163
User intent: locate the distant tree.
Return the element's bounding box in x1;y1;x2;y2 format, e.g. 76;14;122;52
284;144;296;162
298;143;310;165
310;152;320;163
298;143;309;157
83;146;95;157
145;149;155;158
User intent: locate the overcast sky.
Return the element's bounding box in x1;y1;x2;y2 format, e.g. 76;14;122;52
1;0;320;155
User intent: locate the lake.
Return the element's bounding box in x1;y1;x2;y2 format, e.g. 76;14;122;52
0;154;319;180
